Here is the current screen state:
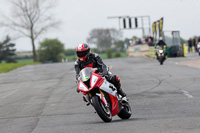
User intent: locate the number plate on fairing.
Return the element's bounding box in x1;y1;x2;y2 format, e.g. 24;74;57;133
99;79;117;96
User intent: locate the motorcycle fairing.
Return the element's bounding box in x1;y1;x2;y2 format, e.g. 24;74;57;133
99;79;118;97
78;80;89;92
98;80;120;115
90;70;102;89
109;94;119;116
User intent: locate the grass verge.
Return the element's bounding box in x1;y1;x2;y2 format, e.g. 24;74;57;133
0;62;40;73
99;52;127;59
66;52;128;62
16;58;33;63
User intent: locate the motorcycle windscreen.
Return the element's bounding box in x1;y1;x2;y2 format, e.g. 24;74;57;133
80;67;93;82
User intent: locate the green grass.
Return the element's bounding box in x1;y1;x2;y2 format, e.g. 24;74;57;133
16;58;33;63
99;52;127;59
99;53;107;59
66;52;128;62
66;55;77;62
0;52;127;73
120;52;128;57
0;62;40;73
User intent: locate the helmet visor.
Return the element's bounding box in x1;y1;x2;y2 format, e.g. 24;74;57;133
76;49;89;57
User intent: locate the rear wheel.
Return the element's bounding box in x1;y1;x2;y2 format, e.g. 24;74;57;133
118;102;132;119
92;95;112;122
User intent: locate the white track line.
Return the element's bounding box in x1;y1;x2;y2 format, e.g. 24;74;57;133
181;90;193;98
1;89;18;99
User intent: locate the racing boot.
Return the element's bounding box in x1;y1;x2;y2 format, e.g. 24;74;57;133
107;74;127;97
113;75;126;97
117;85;126;97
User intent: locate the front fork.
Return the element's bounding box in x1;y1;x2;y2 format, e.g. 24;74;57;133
85;89;109;107
96;89;109;107
83;94;90;106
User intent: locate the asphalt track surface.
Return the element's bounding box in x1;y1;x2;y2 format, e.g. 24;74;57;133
0;53;200;133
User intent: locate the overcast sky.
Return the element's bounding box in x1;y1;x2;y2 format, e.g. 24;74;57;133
0;0;200;51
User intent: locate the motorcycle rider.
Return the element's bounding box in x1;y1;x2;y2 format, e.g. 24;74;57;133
74;43;126;98
155;37;167;59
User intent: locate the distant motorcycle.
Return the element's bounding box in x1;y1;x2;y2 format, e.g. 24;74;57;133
156;46;166;65
77;67;132;122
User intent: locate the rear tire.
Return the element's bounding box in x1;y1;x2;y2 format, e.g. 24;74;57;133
92;95;112;122
118;102;132;119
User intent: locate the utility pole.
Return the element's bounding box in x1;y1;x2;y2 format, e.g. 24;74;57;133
107;15;151;37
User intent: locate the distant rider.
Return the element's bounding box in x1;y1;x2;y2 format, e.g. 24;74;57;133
74;43;126;97
155;37;167;59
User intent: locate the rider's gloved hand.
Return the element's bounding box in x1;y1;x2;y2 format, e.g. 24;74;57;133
75;75;80;93
76;79;80;93
76;88;80;93
76;74;80;81
102;71;108;77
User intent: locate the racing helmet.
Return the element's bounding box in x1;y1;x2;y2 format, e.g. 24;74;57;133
76;43;90;61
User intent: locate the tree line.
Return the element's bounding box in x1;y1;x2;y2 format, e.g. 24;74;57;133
0;0;127;63
0;36;16;63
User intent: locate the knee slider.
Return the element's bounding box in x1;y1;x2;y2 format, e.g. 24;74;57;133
116;75;120;82
112;75;120;84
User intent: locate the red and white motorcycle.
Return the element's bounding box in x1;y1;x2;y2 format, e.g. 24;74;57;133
77;67;131;122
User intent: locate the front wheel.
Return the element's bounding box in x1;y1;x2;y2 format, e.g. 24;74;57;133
92;95;112;122
118;102;132;119
159;56;164;65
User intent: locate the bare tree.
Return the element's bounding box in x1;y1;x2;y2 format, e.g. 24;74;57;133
87;28;122;50
1;0;60;62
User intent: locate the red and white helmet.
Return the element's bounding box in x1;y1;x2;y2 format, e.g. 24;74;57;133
76;43;90;61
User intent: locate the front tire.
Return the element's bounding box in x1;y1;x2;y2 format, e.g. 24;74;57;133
159;56;164;65
118;102;132;119
92;95;112;122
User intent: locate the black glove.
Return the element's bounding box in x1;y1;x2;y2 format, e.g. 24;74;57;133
75;75;80;93
76;88;80;93
76;74;80;81
102;70;108;77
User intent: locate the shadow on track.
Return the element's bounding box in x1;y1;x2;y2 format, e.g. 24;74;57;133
81;117;145;125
